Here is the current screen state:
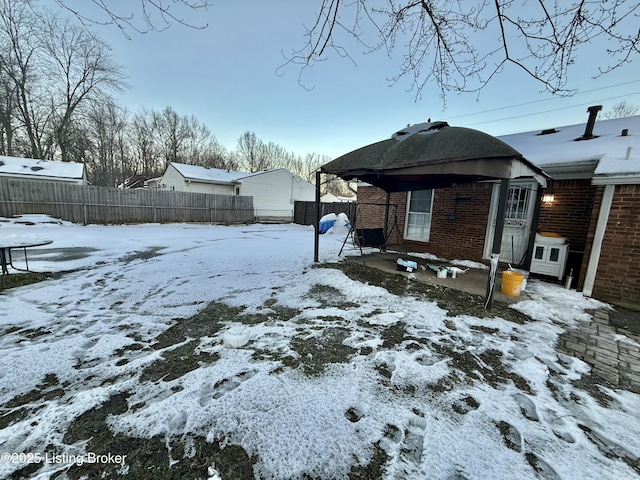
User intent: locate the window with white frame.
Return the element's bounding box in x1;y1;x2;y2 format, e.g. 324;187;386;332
405;190;433;241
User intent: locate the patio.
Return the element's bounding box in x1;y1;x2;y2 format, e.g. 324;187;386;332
344;251;528;305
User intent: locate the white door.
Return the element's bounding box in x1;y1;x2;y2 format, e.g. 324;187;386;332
484;181;538;265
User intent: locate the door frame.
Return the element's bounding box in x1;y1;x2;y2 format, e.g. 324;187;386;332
483;180;539;264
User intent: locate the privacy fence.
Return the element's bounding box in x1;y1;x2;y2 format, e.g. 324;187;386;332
0;178;254;225
294;200;356;226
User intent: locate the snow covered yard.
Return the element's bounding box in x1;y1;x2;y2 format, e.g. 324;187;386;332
1;216;640;479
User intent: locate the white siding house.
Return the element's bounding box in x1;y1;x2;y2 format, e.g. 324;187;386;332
237;168;316;221
0;155;87;184
159;163;316;222
158;163;245;194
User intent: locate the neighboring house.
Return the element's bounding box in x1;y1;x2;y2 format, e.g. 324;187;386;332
355;109;640;308
158;163;246;194
321;193;357;203
159;162;316;222
0;155;87;184
145;177;162;190
119;174;149;189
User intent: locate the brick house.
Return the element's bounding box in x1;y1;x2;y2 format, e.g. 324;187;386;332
344;110;640;308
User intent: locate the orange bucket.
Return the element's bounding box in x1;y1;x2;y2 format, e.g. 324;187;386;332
501;271;525;297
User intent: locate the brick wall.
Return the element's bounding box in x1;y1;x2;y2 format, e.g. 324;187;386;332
588;184;640;307
357;183;493;262
538;179;596;252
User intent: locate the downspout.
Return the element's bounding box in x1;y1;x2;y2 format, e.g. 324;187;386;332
582;184;615;297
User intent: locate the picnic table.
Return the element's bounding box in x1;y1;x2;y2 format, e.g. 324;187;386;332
0;235;53;285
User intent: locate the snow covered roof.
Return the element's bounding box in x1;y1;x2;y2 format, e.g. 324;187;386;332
170;163;310;185
0;155;85;180
498;115;640;182
170;162;250;184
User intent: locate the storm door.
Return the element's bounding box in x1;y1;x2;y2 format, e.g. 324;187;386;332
484;181;538;265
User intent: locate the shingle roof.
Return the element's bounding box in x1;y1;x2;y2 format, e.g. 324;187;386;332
321;122;548;191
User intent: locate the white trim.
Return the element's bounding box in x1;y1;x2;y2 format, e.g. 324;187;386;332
582;184;615;297
404;190;434;242
592;174;640;185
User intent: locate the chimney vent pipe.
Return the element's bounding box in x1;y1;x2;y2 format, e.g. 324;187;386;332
626;147;633;160
582;105;602;139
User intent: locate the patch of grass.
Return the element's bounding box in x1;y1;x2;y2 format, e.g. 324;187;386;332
307;284;359;309
5;374;64;409
0;272;47;291
380;322;409;349
571;375;614;408
326;262;531;324
496;421;522;452
45;392;257;480
141;341;219;382
349;442;389;480
288;326;358;375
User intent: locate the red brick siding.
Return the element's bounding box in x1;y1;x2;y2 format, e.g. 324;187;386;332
538;179;596;252
590;184;640;307
357;184;493;262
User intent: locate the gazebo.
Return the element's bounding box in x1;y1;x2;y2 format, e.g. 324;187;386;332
313;121;549;308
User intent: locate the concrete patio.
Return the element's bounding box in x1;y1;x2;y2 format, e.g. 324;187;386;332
344;251;528;305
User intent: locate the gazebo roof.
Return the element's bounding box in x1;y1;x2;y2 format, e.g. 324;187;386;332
321;122;548;191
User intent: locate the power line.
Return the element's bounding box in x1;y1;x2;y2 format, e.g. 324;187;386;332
446;80;640;121
464;91;640;127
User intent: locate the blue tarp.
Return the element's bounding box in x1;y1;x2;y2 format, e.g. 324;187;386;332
319;219;336;234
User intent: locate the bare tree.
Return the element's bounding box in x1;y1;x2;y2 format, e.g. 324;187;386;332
602;100;639;119
53;0;212;38
0;0;53;159
129;108;163;178
285;1;640;99
41;15;127;161
83;98;130;186
236;131;271;172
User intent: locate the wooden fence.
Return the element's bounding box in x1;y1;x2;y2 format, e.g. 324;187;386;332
294;200;356;226
0;178;254;225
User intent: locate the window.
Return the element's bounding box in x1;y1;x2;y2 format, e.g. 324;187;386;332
405;190;433;241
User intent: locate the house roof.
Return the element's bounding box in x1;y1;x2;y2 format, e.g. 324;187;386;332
0;155;85;180
321;122;548;192
498;114;640;183
170;162;250;184
169;163;313;186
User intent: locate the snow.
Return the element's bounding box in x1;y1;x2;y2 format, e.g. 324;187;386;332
170;162;251;184
1;216;639;479
0;155;85;180
498;115;640;176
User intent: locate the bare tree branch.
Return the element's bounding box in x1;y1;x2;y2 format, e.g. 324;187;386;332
53;0;212;38
285;0;640;100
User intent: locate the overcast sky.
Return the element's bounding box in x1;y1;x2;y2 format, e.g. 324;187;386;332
62;1;640;159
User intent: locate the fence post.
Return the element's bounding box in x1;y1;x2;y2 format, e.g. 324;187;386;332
83;203;87;226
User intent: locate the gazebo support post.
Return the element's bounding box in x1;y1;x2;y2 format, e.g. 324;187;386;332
383;191;391;240
485;178;510;310
314;170;321;262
